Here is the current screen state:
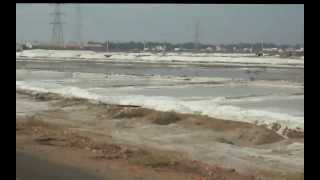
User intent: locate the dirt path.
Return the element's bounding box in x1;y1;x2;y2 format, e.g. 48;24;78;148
16;151;106;180
16;119;251;180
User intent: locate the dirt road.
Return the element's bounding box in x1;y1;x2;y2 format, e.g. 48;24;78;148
16;151;105;180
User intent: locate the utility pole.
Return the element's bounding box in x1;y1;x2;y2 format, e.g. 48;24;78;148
51;4;65;48
75;4;83;48
194;20;200;51
21;34;25;44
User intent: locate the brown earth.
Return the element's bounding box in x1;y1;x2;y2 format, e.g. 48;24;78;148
18;89;287;147
16;119;253;180
16;90;304;180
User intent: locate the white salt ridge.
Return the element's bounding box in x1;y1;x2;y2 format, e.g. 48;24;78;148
16;81;304;132
37;70;233;85
17;49;304;67
17;70;303;91
72;71;233;83
248;80;304;89
222;94;303;103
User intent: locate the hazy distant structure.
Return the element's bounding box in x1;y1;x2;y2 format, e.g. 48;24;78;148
106;40;109;52
50;4;65;47
194;20;200;50
257;40;264;56
75;4;83;48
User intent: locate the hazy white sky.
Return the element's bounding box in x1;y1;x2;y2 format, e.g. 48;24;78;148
16;4;304;45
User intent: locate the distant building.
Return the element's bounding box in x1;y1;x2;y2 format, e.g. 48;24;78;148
23;42;32;49
16;43;23;52
286;47;294;52
206;47;213;52
263;48;278;52
295;47;304;52
83;43;105;51
31;41;41;46
155;45;165;51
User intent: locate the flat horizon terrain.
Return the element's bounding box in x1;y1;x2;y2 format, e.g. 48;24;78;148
16;50;304;179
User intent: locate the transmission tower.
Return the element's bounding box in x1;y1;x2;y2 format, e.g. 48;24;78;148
194;20;200;50
75;4;83;48
51;4;65;47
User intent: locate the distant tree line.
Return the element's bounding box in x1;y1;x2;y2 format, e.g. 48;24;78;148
23;40;303;53
98;41;303;52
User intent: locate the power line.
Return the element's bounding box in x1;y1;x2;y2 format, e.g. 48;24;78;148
75;4;83;48
50;4;65;47
194;20;200;50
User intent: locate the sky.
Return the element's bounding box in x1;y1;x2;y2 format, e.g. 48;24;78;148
16;4;304;45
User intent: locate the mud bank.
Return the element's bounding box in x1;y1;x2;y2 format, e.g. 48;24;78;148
16;90;304;179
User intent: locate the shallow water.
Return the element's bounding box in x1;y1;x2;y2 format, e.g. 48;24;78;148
16;61;304;83
16;60;304;130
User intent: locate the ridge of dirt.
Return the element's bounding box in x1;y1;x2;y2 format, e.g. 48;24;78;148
16;119;253;180
17;89;288;146
16;90;304;180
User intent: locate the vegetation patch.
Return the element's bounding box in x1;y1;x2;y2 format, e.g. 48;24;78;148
128;153;178;168
16;116;60;131
216;137;235;145
112;108;150;119
151;111;182;125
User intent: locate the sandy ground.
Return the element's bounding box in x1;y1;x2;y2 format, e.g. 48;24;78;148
16;151;105;180
16;90;304;180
